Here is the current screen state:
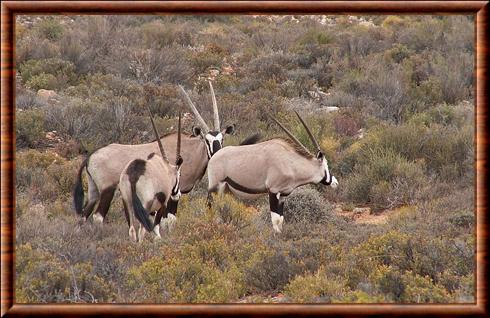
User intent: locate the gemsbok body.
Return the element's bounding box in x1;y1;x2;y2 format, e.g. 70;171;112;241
73;81;236;224
207;111;338;233
119;110;183;241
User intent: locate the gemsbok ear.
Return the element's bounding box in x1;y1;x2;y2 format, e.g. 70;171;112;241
223;124;235;135
192;126;202;137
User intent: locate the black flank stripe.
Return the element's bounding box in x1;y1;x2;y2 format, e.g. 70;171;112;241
224;177;265;194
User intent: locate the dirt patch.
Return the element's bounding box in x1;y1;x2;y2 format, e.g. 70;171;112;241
334;205;403;225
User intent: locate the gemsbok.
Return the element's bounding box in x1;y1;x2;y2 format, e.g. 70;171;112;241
207;111;339;233
73;82;238;224
119;110;183;241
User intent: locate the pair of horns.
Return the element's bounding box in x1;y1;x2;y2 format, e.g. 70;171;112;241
178;81;220;132
145;105;182;166
269;110;321;156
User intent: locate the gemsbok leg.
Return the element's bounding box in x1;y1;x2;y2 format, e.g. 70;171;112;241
269;192;285;233
81;174;100;221
92;186;116;223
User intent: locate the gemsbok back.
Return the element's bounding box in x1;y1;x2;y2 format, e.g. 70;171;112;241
119;110;183;242
73;82;237;224
207;111;339;233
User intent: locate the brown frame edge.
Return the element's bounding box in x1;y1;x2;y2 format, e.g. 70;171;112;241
1;1;488;317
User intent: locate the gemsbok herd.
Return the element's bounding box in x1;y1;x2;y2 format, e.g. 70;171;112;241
73;81;338;241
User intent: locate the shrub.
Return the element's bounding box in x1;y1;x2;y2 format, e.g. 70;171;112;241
283;188;333;224
26;73;58;91
16;109;45;148
19;58;77;90
244;249;296;293
344;149;428;209
16;243;115;303
127;251;245;303
284;268;348;302
212;194;254;230
35;18;64;41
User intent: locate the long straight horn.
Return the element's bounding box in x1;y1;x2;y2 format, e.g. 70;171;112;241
145;105;168;162
267;113;311;156
176;112;182;165
208;81;220;130
178;85;210;132
294;110;321;153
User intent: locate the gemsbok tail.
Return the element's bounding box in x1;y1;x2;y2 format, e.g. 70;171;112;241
73;157;88;215
130;184;154;232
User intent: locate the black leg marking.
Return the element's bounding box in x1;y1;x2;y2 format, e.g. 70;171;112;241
154;205;168;227
122;200;130;226
269;192;279;214
82;200;97;219
166;199;179;216
278;200;285;216
207;186;218;209
153;192;168;226
269;192;284;216
95;186;116;219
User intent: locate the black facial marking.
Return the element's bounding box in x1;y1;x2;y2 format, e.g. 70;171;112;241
224;177;265;194
171;182;179;196
209;131;219;137
320;172;332;185
147;152;156;160
212;140;221;153
126;159;146;185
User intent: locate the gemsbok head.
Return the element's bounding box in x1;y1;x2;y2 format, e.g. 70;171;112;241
206;110;338;233
119;108;183;242
178;81;235;158
73;82;246;226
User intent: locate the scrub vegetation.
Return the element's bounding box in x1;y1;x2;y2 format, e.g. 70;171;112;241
15;15;474;303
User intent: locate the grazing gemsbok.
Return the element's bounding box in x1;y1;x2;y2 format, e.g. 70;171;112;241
73;81;236;224
119;110;183;241
207;111;339;233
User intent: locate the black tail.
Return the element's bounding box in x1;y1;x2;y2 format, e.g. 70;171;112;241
73;157;88;215
131;185;154;232
239;133;261;146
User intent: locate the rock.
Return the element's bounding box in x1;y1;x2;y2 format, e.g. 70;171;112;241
325;106;339;112
37;89;58;101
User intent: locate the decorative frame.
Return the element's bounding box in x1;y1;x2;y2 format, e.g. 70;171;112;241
1;1;488;317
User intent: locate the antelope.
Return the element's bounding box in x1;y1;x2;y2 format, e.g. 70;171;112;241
207;111;339;233
73;82;237;224
119;109;183;241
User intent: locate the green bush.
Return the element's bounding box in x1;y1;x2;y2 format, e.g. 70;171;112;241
26;73;58;91
16;109;45;148
19;58;77;90
16;243;115;303
35;18;64;41
344;149;428;209
284;188;333;223
284;268;348;302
